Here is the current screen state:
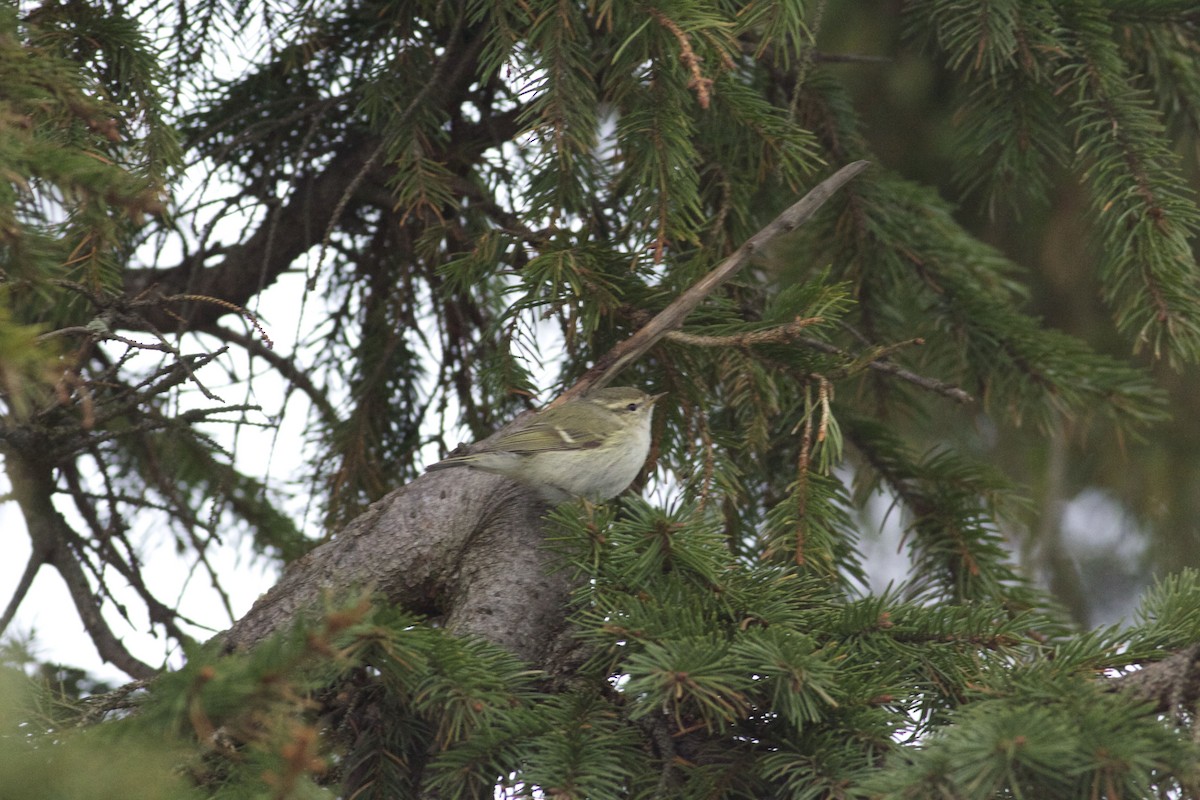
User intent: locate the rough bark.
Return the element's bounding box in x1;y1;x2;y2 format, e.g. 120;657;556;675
219;468;574;667
1112;643;1200;717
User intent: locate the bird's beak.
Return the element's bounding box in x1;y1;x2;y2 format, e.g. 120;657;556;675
649;392;667;405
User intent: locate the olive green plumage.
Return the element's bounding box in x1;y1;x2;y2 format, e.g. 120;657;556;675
426;387;663;502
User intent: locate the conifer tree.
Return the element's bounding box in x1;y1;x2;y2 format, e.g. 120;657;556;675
4;1;1200;798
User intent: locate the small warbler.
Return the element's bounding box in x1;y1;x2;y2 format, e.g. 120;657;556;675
426;387;664;502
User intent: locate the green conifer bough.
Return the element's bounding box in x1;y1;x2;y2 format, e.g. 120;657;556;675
4;1;1200;798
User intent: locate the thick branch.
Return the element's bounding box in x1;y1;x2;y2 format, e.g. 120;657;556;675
1111;644;1200;716
122;141;381;333
219;471;574;664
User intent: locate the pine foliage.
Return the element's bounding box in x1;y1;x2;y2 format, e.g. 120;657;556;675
4;0;1200;798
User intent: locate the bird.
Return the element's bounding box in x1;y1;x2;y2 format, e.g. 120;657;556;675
426;386;664;503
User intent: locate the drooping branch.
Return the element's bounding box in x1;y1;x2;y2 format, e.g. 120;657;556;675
117;15;501;340
4;448;159;680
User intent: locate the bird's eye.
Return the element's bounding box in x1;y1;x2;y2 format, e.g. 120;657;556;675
625;403;638;412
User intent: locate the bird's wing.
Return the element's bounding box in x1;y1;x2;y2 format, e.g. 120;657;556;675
492;419;605;454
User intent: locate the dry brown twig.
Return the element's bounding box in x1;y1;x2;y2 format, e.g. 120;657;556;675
558;160;973;408
663;316;824;348
559;160;873;404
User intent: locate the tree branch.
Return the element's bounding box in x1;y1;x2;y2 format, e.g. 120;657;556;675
60;462;198;646
1111;644;1200;716
0;548;50;637
218;164;873;667
218;471;573;663
661;317;824;347
201;323;339;428
119;13;496;339
797;336;975;404
564;160;871;402
121;140;382;334
661;323;973;403
4;448;159;680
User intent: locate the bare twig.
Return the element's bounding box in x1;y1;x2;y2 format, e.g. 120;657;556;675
798;337;974;404
37;325;172;351
141;325;224;402
203;323;339;428
4;451;158;680
562;160;871;402
663;317;823;348
0;548;50;636
74;403;261;456
127;349;227;404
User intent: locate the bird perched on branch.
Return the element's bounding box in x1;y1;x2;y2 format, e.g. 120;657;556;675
426;387;663;503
